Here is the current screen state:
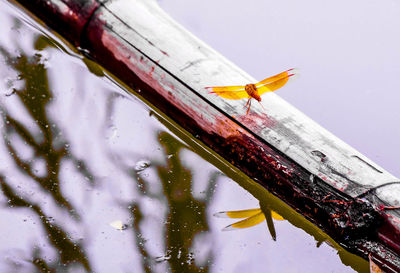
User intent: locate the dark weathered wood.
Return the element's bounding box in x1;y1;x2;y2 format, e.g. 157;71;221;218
11;0;400;270
11;0;104;45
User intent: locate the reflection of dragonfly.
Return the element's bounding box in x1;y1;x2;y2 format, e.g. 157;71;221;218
214;208;284;231
206;69;296;114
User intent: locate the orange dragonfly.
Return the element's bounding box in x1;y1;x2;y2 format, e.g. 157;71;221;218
206;68;296;114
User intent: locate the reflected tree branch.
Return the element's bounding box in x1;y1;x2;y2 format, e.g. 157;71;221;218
0;176;91;272
107;127;216;272
0;40;95;210
0;29;96;272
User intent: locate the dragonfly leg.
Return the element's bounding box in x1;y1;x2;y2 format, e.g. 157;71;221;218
246;99;252;115
258;100;266;111
244;98;251;108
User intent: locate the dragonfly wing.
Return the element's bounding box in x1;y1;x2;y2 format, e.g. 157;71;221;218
256;68;295;86
256;74;293;96
206;86;248;100
222;212;266;231
214;208;261;219
271;210;285;221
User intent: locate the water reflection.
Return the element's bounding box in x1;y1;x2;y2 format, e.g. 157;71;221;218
0;25;93;271
0;179;90;271
0;46;94;211
0;11;217;272
214;208;283;237
122;132;217;272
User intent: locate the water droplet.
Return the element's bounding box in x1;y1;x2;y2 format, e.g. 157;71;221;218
155;254;171;263
135;160;150;172
109;220;128;230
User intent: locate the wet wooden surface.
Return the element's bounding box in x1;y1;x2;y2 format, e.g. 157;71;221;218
11;0;400;270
